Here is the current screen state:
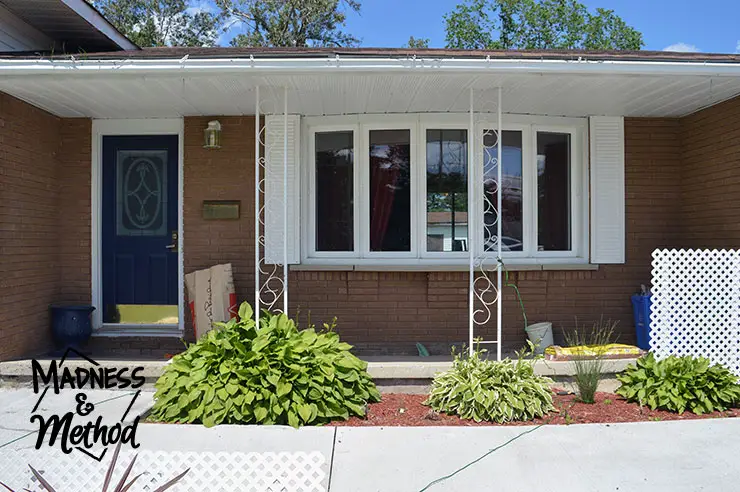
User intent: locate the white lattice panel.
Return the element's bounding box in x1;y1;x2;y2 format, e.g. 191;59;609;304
651;249;740;375
0;449;326;492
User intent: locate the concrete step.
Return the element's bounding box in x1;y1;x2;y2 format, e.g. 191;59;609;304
0;355;636;391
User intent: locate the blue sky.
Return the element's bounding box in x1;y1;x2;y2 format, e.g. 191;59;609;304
208;0;740;53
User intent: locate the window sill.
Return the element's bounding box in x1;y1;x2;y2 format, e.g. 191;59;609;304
290;263;600;272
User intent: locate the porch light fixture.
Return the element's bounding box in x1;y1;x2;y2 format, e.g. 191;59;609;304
203;120;222;149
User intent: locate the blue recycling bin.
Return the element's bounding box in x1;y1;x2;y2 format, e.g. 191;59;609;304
631;294;652;350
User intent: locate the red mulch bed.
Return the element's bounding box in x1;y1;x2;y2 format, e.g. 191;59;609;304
328;391;740;427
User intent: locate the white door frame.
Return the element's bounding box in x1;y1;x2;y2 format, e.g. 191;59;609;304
91;118;185;336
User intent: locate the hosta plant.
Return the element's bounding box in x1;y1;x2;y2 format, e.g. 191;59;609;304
617;353;740;414
150;302;380;427
424;343;555;423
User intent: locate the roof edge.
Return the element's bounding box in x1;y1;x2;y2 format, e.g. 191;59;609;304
23;46;740;63
1;54;740;78
60;0;138;51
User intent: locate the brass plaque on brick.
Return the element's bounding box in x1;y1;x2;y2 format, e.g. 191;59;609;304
202;200;240;220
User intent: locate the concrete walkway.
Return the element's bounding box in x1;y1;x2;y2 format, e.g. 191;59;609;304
0;388;153;450
331;420;740;491
2;390;738;492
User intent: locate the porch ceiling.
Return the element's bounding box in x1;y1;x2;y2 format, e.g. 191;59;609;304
0;71;738;119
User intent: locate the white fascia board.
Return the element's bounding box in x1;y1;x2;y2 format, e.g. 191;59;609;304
1;55;740;77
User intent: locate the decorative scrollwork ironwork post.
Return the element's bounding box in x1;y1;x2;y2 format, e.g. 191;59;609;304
469;87;503;360
254;85;290;327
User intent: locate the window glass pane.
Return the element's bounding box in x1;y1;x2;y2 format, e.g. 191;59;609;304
369;129;411;252
483;130;523;252
117;150;168;237
537;132;571;251
426;129;467;252
315;131;354;252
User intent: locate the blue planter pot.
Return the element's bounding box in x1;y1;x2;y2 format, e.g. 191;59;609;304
50;304;95;349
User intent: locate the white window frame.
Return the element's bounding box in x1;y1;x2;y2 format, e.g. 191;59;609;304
530;123;588;260
305;122;361;259
302;113;589;266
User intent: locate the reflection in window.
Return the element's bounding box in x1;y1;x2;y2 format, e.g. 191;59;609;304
316;131;354;251
483;130;523;252
369;130;411;252
426;129;467;252
537;132;571;251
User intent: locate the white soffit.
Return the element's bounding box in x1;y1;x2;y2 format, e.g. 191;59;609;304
0;71;738;118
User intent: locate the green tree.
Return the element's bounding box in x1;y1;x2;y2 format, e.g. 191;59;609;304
444;0;643;50
406;36;430;48
89;0;222;47
216;0;361;47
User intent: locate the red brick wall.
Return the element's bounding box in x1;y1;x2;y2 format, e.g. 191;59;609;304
0;93;61;359
0;93;91;361
183;117;256;312
58;119;92;302
681;95;740;248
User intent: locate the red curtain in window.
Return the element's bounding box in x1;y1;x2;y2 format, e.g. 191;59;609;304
370;158;399;251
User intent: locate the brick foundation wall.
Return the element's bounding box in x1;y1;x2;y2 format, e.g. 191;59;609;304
681;96;740;248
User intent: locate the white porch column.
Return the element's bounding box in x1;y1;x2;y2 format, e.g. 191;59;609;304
282;86;289;314
496;86;502;362
468;88;475;356
254;85;291;321
468;87;504;361
254;85;261;325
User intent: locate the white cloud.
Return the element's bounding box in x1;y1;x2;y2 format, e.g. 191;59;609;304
663;42;700;53
736;40;740;53
186;0;217;16
217;15;243;46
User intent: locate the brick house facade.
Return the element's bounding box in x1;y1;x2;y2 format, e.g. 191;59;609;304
3;89;739;360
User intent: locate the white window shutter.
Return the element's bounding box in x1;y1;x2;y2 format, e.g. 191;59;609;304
589;116;626;264
264;114;300;264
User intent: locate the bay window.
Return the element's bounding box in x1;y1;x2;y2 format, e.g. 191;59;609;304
305;114;586;265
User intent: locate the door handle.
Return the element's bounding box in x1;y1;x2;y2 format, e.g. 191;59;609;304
166;231;178;251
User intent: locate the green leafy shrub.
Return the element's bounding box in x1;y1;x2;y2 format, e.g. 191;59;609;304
617;353;740;414
424;345;555;423
150;302;380;427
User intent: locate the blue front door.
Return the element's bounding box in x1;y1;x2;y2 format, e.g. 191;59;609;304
102;135;179;325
